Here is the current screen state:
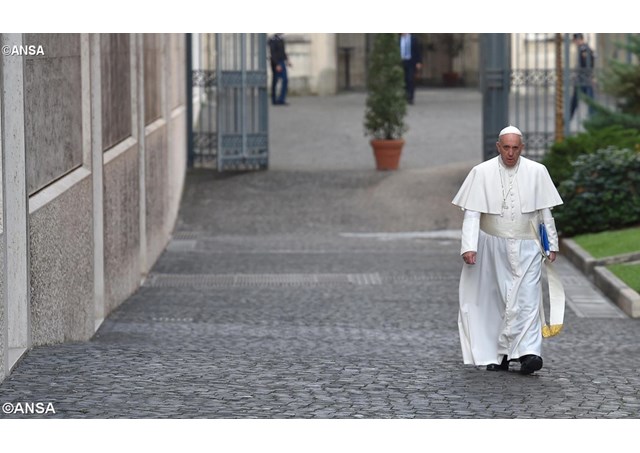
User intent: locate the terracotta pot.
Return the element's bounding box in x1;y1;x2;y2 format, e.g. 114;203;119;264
442;72;460;87
370;139;404;171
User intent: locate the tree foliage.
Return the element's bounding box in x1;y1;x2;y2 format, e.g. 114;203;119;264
583;34;640;129
600;35;640;115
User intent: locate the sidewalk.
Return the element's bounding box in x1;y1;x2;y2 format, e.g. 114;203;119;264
0;89;638;420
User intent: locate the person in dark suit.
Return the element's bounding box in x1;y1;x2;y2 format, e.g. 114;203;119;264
268;33;292;106
399;33;423;104
569;33;595;120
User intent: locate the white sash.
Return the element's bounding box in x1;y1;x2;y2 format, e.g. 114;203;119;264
530;220;566;338
477;215;565;338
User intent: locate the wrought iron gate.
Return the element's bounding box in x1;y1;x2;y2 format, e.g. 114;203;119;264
187;33;269;171
481;33;633;161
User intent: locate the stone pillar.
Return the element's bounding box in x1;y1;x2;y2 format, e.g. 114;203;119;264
480;33;510;161
1;33;31;375
90;33;105;330
311;34;337;96
134;33;147;276
161;33;171;245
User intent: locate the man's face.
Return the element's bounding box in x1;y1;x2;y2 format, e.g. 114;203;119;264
496;134;523;167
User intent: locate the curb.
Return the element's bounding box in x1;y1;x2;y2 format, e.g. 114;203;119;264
561;238;597;275
561;238;640;318
593;267;640;318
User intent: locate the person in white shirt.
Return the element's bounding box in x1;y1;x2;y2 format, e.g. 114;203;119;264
452;125;563;375
399;33;422;104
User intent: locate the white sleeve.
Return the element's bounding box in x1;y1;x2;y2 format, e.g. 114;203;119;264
542;208;559;252
461;210;480;255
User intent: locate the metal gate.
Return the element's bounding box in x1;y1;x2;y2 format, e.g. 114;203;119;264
481;33;633;161
187;33;269;171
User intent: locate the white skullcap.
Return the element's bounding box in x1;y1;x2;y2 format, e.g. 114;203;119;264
499;125;522;137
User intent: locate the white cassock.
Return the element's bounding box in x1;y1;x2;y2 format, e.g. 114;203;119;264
452;155;563;366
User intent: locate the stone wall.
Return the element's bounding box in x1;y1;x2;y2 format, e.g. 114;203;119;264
101;34;132;150
0;33;187;380
24;34;83;195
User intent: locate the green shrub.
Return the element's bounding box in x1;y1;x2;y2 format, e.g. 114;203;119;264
542;125;640;185
555;147;640;236
364;33;407;140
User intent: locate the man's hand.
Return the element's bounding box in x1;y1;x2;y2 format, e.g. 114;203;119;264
462;251;476;265
548;251;557;263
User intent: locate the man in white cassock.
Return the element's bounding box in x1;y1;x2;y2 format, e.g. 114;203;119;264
451;126;563;375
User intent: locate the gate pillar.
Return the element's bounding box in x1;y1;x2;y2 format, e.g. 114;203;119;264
480;33;511;161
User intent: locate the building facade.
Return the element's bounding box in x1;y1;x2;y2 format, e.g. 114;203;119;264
273;33;480;94
275;33;632;96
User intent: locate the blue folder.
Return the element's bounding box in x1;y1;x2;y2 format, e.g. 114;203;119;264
539;223;550;256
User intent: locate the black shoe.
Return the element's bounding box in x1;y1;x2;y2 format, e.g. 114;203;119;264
519;355;543;375
486;356;509;371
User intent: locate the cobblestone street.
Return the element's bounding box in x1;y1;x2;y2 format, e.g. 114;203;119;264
2;91;639;439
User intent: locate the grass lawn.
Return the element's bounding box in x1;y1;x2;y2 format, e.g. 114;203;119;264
607;263;640;293
572;226;640;259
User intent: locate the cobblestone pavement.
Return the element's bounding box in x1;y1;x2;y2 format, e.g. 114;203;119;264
1;90;639;421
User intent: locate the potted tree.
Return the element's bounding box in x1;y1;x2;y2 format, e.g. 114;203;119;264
364;33;408;171
439;33;464;87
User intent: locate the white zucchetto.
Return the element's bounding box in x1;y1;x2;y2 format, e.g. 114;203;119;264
499;125;522;137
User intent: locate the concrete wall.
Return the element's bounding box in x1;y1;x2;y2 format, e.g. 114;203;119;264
29;173;94;344
167;34;187;228
0;136;4;379
103;139;141;314
0;33;187;381
0;234;5;379
101;34;132;150
143;124;168;269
